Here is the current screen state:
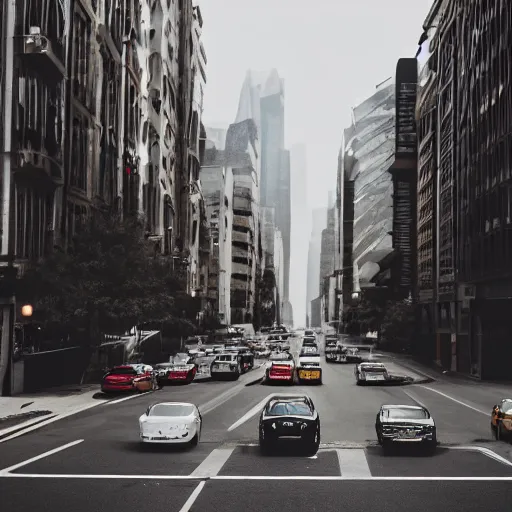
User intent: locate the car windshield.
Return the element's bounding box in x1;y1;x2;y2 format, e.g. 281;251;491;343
267;400;312;416
270;353;292;361
362;366;385;373
155;364;172;369
149;404;195;417
110;367;137;375
216;355;235;361
385;408;429;419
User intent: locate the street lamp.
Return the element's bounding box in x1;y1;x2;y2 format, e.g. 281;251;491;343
21;304;33;317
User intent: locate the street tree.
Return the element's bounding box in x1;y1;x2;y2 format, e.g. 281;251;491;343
17;212;191;345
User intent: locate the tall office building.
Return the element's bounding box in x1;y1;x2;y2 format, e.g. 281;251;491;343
235;69;292;325
306;208;327;325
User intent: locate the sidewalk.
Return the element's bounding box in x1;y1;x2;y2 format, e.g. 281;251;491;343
0;384;108;438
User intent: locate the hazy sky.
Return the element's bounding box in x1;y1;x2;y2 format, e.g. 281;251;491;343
200;0;433;210
200;0;433;325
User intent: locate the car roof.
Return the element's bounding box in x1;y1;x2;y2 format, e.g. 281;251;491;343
151;402;196;408
267;394;310;403
381;404;425;410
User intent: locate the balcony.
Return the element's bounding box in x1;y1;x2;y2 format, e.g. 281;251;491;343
20;27;65;79
231;277;248;291
232;262;250;275
232;246;249;260
233;196;251;211
233;215;252;230
232;231;250;244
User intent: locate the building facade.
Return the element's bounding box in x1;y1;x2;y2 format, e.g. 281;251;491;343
414;0;512;380
337;80;396;321
0;0;207;395
306;207;326;325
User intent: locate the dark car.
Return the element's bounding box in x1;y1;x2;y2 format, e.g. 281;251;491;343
375;405;437;454
259;395;320;455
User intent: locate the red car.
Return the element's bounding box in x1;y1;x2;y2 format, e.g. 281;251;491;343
155;362;197;385
265;352;296;384
101;364;156;393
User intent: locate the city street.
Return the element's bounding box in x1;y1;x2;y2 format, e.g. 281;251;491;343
1;338;512;511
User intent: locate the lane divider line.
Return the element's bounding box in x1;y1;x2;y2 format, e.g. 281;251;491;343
178;480;206;512
0;473;202;479
448;445;512;468
0;439;84;474
401;388;429;410
189;448;235;478
419;386;488;415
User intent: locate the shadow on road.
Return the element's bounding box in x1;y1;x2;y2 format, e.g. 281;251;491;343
367;444;445;458
237;440;314;458
119;440;196;454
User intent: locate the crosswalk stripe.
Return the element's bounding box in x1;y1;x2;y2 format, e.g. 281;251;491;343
336;448;372;478
189;448;235;477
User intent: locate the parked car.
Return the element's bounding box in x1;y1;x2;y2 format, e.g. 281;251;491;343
155;362;197;385
139;402;202;446
375;404;437;454
101;364;157;394
211;353;242;380
355;362;389;384
259;394;320;455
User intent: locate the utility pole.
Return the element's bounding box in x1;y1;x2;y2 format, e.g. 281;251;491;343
0;0;17;396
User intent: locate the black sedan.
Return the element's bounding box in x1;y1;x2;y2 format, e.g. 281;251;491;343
259;395;320;456
375;404;437;454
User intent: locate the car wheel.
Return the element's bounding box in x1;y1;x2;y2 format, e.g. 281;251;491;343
498;422;509;441
304;427;320;456
491;423;498;439
259;429;272;455
377;431;383;445
189;434;199;447
424;438;437;455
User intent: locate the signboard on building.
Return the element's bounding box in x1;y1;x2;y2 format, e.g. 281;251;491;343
395;59;418;159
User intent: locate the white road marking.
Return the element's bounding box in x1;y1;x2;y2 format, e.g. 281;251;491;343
107;393;153;405
448;445;512;467
401;388;429;409
0;404;106;444
200;384;246;416
336;448;372;478
212;476;512;481
0;413;57;438
0;473;201;479
189;448;235;477
419;386;488;415
178;481;206;512
1;474;512;481
0;439;84;474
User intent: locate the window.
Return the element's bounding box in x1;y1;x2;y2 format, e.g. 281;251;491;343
267;401;312;417
149;404;194;417
15;186;52;260
385;408;429;420
72;9;92;107
70;114;88;191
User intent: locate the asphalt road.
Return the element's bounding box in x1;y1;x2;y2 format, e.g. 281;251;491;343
1;335;512;512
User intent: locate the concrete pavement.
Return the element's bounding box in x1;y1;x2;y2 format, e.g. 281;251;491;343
1;338;512;511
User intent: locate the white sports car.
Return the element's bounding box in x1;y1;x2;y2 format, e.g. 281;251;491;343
139;402;202;445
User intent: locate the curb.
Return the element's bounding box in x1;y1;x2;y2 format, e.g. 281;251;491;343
388;358;437;384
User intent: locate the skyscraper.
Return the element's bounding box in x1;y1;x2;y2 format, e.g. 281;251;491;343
306;207;327;324
235;69;292;325
290;144;309;327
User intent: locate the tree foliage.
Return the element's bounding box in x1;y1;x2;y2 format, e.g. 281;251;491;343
18;212;191;340
380;300;415;351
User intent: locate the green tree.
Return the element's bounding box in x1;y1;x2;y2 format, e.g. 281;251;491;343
18;212;190;345
380;300;415;351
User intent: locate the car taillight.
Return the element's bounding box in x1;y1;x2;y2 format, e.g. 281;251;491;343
272;365;291;371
